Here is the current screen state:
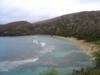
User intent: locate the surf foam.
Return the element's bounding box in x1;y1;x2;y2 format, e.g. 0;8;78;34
0;58;39;71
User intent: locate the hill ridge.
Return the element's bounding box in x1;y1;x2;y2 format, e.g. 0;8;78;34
0;11;100;41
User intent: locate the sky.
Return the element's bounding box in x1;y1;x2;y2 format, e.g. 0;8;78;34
0;0;100;24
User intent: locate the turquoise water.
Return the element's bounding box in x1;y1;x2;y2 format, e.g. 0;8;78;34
0;35;94;75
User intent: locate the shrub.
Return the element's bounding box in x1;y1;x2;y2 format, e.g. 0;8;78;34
93;51;100;67
39;69;58;75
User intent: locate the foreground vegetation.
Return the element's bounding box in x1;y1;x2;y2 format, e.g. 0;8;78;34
71;67;100;75
39;69;58;75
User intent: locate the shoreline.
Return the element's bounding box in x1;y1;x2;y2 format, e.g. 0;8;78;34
65;37;99;56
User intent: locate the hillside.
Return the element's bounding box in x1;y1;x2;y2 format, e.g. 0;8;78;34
0;21;34;36
0;11;100;41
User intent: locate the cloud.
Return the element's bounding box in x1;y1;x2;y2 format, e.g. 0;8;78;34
77;0;100;4
0;0;100;24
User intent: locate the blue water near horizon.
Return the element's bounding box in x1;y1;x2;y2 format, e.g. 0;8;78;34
0;35;94;75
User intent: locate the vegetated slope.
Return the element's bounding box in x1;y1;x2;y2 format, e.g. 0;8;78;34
0;21;35;36
32;11;100;41
0;11;100;41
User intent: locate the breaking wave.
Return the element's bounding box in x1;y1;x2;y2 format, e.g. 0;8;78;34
0;58;39;72
33;39;46;47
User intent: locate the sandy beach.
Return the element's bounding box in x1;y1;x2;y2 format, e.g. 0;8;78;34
65;37;99;56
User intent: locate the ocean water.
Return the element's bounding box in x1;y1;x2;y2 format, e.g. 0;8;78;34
0;35;94;75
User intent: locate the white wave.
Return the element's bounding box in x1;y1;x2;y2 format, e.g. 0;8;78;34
40;42;46;47
0;58;39;72
33;39;46;47
33;58;39;62
33;40;39;45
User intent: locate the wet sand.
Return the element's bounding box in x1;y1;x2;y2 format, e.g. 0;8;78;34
65;37;99;56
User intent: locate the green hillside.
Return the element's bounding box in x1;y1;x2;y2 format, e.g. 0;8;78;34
0;11;100;41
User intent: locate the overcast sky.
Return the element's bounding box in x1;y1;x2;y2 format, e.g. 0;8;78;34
0;0;100;24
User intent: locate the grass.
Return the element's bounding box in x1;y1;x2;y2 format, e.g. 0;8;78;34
93;51;100;67
71;68;100;75
38;69;58;75
94;40;100;47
